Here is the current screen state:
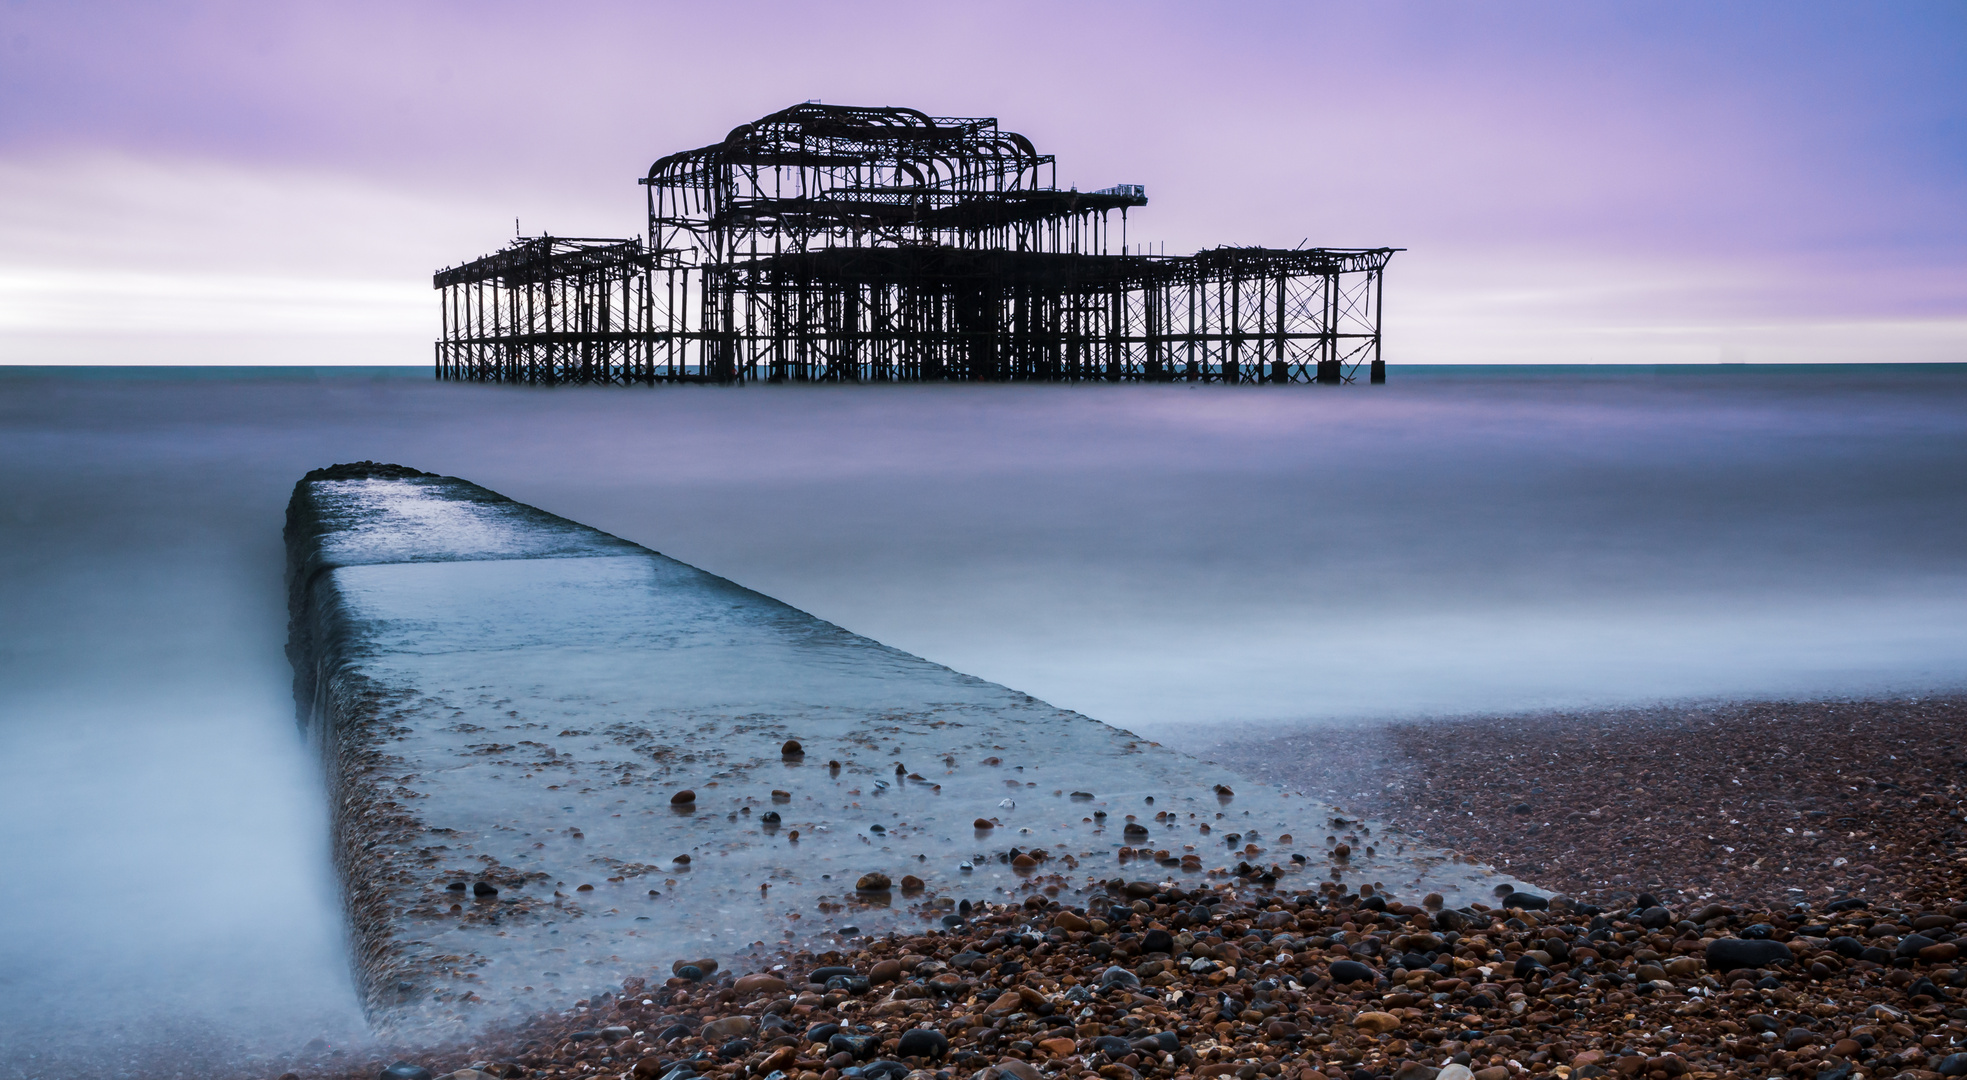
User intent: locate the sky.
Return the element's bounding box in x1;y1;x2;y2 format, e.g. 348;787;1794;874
0;0;1962;365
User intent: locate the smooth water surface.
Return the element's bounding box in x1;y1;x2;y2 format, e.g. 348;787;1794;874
2;365;1965;1071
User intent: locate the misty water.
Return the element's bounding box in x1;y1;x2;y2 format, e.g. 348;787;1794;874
3;365;1966;1074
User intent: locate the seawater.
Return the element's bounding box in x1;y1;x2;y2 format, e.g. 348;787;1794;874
2;364;1965;1072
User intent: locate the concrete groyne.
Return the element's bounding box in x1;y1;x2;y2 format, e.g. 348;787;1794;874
284;463;1518;1031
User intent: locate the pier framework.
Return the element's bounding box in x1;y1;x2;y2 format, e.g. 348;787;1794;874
435;104;1397;386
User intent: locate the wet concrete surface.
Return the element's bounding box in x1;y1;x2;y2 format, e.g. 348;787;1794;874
285;468;1524;1034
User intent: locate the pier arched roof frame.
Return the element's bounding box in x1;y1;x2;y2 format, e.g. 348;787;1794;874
642;102;1063;260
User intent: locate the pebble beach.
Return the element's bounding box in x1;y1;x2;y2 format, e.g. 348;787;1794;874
240;697;1967;1080
1201;697;1967;910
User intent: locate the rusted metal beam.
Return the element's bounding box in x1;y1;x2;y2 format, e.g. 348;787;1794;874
433;104;1397;386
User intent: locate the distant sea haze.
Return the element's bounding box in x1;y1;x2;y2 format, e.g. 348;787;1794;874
1;364;1964;1074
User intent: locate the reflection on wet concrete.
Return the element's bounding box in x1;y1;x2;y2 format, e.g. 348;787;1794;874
286;469;1522;1033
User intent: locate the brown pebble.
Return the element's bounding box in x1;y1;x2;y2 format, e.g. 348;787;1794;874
973;818;994;829
983;989;1024;1016
733;972;788;994
670;789;695;804
855;872;891;891
672;956;717;975
900;875;925;893
1353;1011;1400;1033
782;740;803;757
701;1015;753;1039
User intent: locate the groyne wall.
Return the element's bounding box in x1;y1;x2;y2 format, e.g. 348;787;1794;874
284;463;1517;1030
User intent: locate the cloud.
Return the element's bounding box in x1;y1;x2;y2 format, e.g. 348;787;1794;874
0;1;1961;364
0;152;487;363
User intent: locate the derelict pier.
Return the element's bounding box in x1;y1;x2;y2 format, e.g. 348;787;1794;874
434;104;1398;386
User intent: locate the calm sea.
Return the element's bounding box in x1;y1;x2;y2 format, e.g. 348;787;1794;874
3;364;1965;1072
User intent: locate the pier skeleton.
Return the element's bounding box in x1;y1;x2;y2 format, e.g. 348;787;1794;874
434;104;1397;386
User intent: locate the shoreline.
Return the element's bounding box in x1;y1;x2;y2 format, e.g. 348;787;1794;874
285;871;1967;1080
1193;696;1967;910
261;694;1967;1080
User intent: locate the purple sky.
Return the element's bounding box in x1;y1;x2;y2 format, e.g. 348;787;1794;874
0;1;1962;364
